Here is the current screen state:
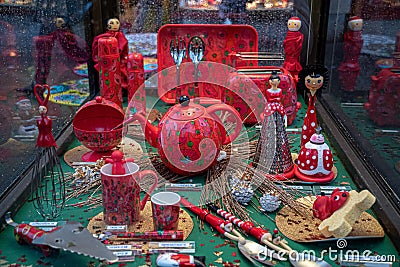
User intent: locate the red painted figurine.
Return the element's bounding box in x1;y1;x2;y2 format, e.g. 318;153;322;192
298;65;329;147
105;150;134;175
338;16;363;94
32;84;66;219
253;72;295;179
34;85;56;148
92;18;129;98
283;17;304;80
313;188;349;220
295;126;335;183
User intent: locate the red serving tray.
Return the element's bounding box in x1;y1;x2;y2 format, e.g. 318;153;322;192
225;66;299;125
157;24;258;104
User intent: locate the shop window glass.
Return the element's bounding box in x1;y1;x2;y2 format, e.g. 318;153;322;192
324;0;400;199
0;1;92;197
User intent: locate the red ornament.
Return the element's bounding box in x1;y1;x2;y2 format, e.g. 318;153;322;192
92;20;129;89
299;70;326;147
253;73;295;179
313;188;349;220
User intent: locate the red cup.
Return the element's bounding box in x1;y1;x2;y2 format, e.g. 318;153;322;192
151;192;181;231
101;162;158;225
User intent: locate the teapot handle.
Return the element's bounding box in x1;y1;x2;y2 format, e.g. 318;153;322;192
206;104;242;145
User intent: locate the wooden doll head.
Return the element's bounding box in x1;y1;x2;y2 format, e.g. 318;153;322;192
269;71;281;88
305;73;324;91
107;18;120;32
348;16;363;31
287;16;301;32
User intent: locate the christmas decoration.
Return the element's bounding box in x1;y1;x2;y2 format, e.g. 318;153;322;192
298;65;329;147
338;16;363;96
260;191;282;212
231;179;254;206
283;16;304;79
92;17;128;91
294;126;335;183
253;71;295;179
31;84;66;219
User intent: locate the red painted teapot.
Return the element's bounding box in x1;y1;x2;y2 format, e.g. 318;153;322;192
132;96;242;175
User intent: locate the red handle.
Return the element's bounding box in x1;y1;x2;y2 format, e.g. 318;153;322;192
14;223;57;256
206;104;242;145
34;84;51;107
138;170;158;210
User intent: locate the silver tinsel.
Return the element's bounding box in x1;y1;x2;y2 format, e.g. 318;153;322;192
72;159;104;188
260;192;281;212
231;179;254;206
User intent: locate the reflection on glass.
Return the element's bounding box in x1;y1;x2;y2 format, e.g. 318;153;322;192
0;0;91;198
325;0;400;196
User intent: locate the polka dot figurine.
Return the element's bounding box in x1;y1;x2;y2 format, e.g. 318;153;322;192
253;71;295;179
298;65;329;147
294;126;335;183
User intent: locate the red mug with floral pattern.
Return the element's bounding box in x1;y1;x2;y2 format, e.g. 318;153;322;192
101;162;158;225
151;192;181;231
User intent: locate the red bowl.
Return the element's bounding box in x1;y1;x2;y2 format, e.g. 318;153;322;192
73;96;124;152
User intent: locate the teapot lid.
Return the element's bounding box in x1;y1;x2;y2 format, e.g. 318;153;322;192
167;96;205;121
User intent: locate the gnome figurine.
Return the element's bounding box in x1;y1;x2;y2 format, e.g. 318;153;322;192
283;16;304;80
294;126;335;183
338;16;363;97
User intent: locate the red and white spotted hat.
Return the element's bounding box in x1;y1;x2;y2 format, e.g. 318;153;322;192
288;16;301;31
348;16;363;31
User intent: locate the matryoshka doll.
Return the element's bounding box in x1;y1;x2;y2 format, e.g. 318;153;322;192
294;126;335;183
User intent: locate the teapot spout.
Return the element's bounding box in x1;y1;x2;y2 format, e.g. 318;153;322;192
131;113;160;148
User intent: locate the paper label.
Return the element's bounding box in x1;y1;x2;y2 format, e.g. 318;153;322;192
113;251;133;257
29;222;58;227
107;245;132;250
